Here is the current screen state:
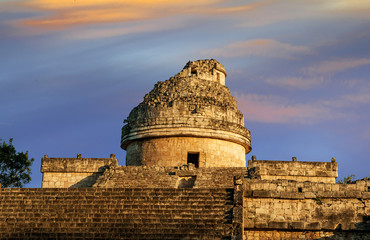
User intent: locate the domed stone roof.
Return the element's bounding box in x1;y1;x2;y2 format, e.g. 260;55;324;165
121;59;251;155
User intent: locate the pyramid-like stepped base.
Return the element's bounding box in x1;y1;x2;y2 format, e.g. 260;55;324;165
0;188;234;239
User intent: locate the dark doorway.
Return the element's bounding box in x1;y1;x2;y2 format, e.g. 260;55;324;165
191;69;197;76
187;152;199;168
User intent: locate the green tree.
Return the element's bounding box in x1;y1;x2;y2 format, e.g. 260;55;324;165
0;138;34;187
336;174;356;184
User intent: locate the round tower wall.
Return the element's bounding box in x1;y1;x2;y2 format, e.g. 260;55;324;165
122;59;251;168
126;137;246;167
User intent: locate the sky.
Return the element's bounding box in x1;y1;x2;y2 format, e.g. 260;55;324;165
1;0;369;187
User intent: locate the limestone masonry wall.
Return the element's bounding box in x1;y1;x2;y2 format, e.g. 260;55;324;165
126;137;246;167
94;165;247;188
121;59;251;167
179;59;227;85
121;76;249;142
248;158;338;183
243;179;370;239
41;154;118;188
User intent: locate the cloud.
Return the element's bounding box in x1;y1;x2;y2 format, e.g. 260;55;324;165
233;0;370;28
202;39;312;59
15;0;262;29
234;93;341;124
64;21;185;40
302;58;370;75
324;0;370;9
200;1;270;15
264;76;325;90
323;0;370;18
262;58;370;90
321;91;370;108
7;0;370;32
234;82;370;125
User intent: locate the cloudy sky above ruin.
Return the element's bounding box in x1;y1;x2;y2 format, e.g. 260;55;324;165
1;0;369;187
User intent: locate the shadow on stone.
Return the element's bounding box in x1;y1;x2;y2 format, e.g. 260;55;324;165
69;165;110;187
318;215;370;239
176;176;196;188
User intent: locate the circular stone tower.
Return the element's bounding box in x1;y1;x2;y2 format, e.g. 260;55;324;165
121;59;251;167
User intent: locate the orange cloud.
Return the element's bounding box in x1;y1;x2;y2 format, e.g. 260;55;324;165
202;39;311;59
236;0;370;28
323;0;370;18
11;0;370;31
17;0;262;29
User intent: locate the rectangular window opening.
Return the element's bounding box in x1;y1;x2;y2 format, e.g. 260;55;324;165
187;152;199;168
298;187;303;193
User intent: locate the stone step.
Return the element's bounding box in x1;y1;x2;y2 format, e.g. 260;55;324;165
0;203;233;210
0;198;232;204
0;192;233;199
0;188;233;194
0;214;232;223
51;209;230;216
107;217;230;223
0;202;233;209
0;223;232;231
3;203;231;208
114;208;231;214
2;232;232;240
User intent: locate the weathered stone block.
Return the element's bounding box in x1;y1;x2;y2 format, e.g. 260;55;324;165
362;192;370;199
254;221;268;228
280;192;292;199
244;191;253;197
345;191;362;198
305;222;322;230
268;221;288;229
243;220;254;229
291;193;305;199
288;221;305;229
322;221;337;230
253;190;271;198
233;206;243;224
304;192;316;198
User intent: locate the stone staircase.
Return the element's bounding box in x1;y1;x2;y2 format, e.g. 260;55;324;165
93;166;247;188
0;188;235;239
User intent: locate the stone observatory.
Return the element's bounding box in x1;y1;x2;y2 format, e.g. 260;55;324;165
121;59;251;167
7;59;366;240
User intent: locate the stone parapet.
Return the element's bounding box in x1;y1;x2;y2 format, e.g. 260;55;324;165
41;154;118;173
41;154;118;188
94;165;248;188
247;158;338;183
243;179;370;199
243;179;370;234
243;230;369;239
